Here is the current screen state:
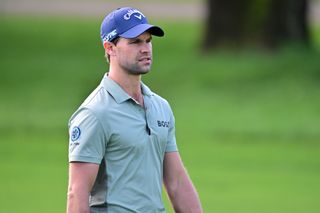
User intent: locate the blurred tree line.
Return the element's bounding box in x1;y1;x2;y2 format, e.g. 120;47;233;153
203;0;310;49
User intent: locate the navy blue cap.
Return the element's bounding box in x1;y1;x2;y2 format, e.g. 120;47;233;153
100;7;164;43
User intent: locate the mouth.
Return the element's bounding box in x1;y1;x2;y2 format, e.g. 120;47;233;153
138;57;152;63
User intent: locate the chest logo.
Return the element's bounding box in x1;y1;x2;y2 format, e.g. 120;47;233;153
157;120;170;128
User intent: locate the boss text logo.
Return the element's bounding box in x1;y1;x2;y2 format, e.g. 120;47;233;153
157;120;169;128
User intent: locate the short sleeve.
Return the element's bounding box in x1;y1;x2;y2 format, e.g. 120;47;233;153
68;108;106;164
165;107;178;153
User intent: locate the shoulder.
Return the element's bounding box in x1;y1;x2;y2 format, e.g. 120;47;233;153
142;82;172;110
151;88;173;113
69;84;113;125
153;92;171;108
148;89;175;121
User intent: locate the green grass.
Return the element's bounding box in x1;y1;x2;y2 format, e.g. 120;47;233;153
1;16;320;212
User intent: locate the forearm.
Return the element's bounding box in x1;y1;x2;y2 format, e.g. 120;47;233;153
166;173;202;213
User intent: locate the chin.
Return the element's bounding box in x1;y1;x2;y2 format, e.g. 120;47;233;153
125;63;152;75
141;67;151;73
138;69;150;75
127;69;149;75
132;67;151;75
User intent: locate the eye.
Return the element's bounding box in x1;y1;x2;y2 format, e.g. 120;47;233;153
129;39;141;44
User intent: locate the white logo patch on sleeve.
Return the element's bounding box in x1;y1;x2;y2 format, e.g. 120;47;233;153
71;126;81;141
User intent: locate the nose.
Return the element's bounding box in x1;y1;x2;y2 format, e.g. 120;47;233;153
140;42;152;54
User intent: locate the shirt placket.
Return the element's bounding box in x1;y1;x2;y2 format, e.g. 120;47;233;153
143;96;152;136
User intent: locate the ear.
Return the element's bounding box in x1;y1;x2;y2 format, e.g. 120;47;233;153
103;41;116;57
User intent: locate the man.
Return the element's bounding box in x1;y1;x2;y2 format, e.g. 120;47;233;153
67;7;202;213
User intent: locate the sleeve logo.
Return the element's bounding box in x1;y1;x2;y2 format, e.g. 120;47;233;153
71;126;81;141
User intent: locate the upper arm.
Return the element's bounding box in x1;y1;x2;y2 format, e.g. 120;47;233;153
165;105;178;152
67;162;100;213
68;108;106;164
68;162;100;194
163;153;203;212
163;152;185;189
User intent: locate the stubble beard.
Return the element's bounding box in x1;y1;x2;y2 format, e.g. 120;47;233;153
121;57;152;75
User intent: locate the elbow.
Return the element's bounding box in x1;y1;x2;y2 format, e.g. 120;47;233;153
67;186;74;213
67;185;90;213
67;184;75;201
164;175;180;200
67;184;76;211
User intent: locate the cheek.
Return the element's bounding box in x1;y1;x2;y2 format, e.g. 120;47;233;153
117;49;137;64
118;47;135;57
116;48;129;59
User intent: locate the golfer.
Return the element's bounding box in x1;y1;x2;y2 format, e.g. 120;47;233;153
67;7;202;213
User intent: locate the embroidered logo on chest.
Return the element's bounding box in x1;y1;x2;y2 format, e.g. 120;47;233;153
157;120;170;128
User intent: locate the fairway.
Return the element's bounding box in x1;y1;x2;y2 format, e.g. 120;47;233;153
0;16;320;212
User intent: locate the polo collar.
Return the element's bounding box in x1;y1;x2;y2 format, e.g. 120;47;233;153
101;75;153;104
141;82;153;97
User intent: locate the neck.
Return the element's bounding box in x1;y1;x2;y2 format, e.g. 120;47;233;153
108;67;144;106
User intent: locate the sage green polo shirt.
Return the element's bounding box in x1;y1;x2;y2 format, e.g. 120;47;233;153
68;75;178;212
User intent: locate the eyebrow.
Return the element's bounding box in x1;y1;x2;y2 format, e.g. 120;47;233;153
129;35;152;43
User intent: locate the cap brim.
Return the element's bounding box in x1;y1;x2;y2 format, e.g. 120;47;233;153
120;24;164;39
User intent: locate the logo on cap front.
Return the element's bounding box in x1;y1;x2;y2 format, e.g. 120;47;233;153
123;9;145;20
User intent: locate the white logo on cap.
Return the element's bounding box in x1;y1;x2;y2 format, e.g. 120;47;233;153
124;9;145;20
104;29;117;42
